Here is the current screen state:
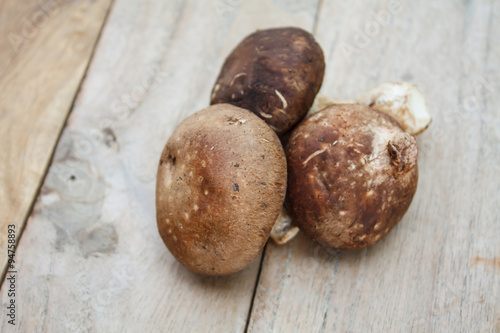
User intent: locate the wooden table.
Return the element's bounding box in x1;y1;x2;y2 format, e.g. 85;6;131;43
1;0;498;331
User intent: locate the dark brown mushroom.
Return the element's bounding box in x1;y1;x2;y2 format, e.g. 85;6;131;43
211;27;325;136
286;104;418;249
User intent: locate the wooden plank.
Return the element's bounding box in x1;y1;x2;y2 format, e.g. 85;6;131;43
0;0;114;278
248;0;500;332
0;0;320;331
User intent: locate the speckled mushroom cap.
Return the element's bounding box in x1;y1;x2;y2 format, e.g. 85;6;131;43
210;27;325;136
156;104;287;275
286;104;418;249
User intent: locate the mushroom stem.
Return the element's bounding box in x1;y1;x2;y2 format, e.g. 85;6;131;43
270;206;299;244
308;82;431;136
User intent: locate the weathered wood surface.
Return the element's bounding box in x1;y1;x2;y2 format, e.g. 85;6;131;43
1;0;499;332
0;0;320;332
0;0;114;278
249;0;500;332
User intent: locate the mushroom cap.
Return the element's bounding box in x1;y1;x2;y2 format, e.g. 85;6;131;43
156;104;287;275
211;27;325;136
286;104;418;249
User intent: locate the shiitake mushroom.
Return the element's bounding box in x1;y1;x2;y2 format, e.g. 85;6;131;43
211;27;325;136
286;104;419;249
156;104;287;275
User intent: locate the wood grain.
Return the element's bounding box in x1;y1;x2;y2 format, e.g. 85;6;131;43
0;0;320;331
0;0;114;278
248;0;500;332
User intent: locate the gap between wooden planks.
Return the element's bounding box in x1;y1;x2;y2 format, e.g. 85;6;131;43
0;0;114;281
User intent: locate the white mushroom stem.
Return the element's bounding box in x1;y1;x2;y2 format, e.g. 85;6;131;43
270;206;299;245
308;82;432;136
270;82;431;245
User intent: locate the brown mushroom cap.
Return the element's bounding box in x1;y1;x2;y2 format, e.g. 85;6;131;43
211;27;325;136
286;104;418;249
156;104;287;275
